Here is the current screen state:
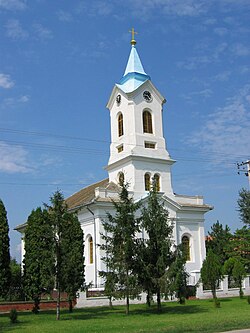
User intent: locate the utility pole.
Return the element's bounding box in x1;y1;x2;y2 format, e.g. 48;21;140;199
237;160;250;188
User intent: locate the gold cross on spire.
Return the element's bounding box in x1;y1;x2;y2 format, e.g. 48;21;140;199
129;27;138;46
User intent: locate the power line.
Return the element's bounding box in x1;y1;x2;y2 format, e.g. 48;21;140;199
0;127;249;162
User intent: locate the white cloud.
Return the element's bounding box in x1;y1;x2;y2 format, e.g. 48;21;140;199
5;19;28;40
213;71;231;82
33;23;53;40
182;89;213;102
177;42;228;70
0;142;33;173
214;27;228;36
232;43;250;56
91;1;113;16
0;0;26;11
0;95;30;109
129;0;209;17
57;10;73;22
0;74;14;89
18;95;29;103
187;85;250;159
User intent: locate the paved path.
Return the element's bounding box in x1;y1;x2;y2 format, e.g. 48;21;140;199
221;328;250;333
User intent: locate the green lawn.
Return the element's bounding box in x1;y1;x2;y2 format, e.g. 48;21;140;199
1;297;250;333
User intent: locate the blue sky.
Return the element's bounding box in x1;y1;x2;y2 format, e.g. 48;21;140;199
0;0;249;260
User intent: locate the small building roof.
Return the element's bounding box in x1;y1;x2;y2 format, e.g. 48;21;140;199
65;178;119;210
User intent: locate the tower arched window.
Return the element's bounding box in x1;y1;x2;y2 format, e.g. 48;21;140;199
182;235;190;261
89;236;93;264
153;174;160;192
144;173;151;191
118;113;124;137
143;111;153;134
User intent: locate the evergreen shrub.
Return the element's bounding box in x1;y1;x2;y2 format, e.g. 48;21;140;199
9;308;18;323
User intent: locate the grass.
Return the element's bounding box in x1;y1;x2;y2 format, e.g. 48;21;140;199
0;297;250;333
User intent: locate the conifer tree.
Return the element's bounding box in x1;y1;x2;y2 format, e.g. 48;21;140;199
226;227;250;273
9;258;23;301
60;213;85;312
47;191;84;319
23;207;54;312
206;221;231;265
200;249;223;304
140;183;173;311
238;188;250;227
0;199;11;299
100;182;141;315
167;246;189;304
223;257;247;298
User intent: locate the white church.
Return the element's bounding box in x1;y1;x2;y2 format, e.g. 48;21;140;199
16;33;213;303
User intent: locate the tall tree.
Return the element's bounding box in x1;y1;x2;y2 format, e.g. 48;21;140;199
100;182;141;315
223;257;247;298
226;227;250;273
140;183;173;311
166;245;189;304
47;191;84;319
23;207;54;312
0;199;11;299
8;258;23;301
206;221;231;265
60;213;85;312
200;249;223;304
238;188;250;227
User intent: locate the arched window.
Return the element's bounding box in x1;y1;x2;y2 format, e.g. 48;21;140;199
153;174;160;192
118;113;124;137
143;111;153;134
144;173;151;191
182;236;190;261
118;172;124;186
89;236;93;264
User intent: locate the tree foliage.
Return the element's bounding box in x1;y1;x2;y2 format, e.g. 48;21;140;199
238;188;250;227
226;226;250;272
0;199;11;299
23;191;85;317
166;246;189;304
23;207;54;312
201;249;223;303
60;212;85;312
223;257;247;298
8;258;23;301
46;190;85;318
206;221;231;265
100;182;141;315
140;183;173;311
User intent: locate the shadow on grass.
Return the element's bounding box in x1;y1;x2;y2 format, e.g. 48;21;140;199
0;302;209;329
69;302;208;321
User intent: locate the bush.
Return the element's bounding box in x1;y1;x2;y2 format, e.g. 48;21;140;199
186;285;197;298
247;296;250;304
179;297;186;305
214;299;220;308
9;309;18;323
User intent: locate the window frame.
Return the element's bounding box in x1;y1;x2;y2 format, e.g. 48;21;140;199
118;113;124;137
143;110;153;134
153;173;160;192
89;236;94;264
181;235;191;262
144;173;151;191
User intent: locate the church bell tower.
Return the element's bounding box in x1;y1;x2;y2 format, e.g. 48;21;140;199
106;29;175;199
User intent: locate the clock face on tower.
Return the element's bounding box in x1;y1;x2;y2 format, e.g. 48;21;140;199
116;94;121;105
143;90;152;102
